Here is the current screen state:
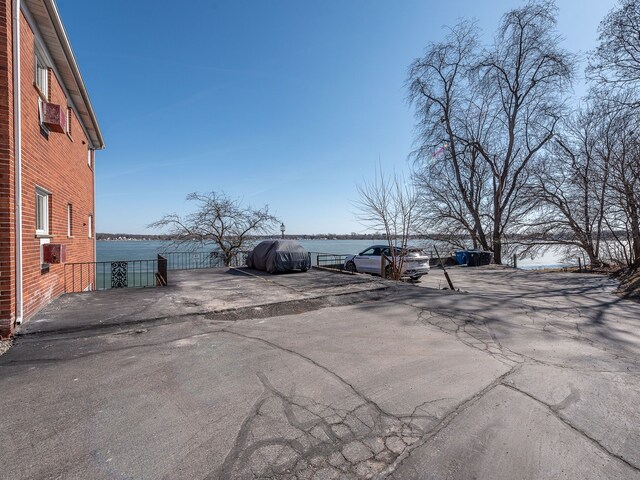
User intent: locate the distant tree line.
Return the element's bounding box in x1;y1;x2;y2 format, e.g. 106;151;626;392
97;232;447;241
405;0;640;267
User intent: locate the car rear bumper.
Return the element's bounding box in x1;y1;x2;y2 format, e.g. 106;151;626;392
403;267;430;276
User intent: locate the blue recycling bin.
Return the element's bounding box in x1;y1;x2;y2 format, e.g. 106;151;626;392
467;250;493;267
455;250;469;265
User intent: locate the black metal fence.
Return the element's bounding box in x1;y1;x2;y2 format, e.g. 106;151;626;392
159;251;250;270
313;250;448;272
315;253;350;271
63;251;251;293
64;258;162;293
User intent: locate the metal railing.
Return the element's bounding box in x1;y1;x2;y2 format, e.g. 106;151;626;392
64;257;163;293
315;253;350;271
64;251;252;293
159;251;250;270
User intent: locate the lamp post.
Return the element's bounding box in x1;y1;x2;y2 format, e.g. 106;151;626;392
280;222;285;239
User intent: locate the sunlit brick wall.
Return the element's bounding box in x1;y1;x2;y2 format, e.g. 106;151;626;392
0;0;16;338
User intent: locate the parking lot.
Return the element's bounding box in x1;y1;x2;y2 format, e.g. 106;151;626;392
1;266;639;479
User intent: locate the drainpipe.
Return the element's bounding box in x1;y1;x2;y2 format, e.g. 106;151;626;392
12;0;23;325
93;150;96;264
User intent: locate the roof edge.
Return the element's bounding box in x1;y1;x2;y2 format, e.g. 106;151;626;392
41;0;105;149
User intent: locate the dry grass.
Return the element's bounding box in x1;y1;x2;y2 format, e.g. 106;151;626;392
527;266;615;275
0;339;12;357
614;266;640;300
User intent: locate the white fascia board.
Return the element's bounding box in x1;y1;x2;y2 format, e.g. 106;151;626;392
22;0;105;150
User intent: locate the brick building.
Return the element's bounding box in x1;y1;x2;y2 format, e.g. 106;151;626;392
0;0;104;337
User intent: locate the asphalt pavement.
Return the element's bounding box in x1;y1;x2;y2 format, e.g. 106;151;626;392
1;266;639;479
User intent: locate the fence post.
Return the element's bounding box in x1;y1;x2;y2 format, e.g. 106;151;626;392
157;255;168;286
513;253;517;269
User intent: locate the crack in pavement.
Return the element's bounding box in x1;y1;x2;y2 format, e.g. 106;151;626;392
415;304;640;374
501;383;640;473
417;309;524;367
385;365;521;479
394;298;640;477
208;367;426;479
221;329;400;423
208;327;528;480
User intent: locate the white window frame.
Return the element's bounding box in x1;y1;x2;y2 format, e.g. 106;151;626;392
87;149;92;168
35;187;50;236
88;214;93;238
34;44;49;98
67;204;73;237
66;107;72;137
37;97;50;134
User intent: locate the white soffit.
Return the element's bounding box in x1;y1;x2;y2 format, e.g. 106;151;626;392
23;0;105;149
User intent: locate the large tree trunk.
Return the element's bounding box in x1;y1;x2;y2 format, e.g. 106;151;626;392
492;235;502;265
223;250;234;267
630;202;640;267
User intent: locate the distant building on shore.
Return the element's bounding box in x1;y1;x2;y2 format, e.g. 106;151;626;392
0;0;104;337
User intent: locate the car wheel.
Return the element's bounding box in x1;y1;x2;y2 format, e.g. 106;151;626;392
345;261;357;273
410;275;422;281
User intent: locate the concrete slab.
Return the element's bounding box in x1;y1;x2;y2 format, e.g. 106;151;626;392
390;385;638;480
1;266;640;479
18;267;388;336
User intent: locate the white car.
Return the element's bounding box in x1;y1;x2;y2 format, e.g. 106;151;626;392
344;245;431;280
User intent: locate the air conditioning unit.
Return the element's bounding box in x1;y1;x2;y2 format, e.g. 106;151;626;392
42;102;67;133
43;243;66;264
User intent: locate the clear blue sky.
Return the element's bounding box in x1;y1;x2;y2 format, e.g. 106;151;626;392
56;0;616;235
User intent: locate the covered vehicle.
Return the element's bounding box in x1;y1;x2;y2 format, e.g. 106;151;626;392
246;240;311;273
344;245;430;280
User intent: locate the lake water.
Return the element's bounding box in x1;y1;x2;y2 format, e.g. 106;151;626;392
97;240;569;269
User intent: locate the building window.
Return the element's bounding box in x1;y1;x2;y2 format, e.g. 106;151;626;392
36;188;50;235
67;204;73;237
37;98;49;134
34;46;49;98
66;107;72;137
87;149;92;169
88;214;93;238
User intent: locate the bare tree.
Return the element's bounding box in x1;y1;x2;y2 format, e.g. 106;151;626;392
149;192;279;266
602;107;640;267
408;22;493;251
355;168;420;279
523;106;611;266
409;1;575;264
587;0;640;106
586;0;640;267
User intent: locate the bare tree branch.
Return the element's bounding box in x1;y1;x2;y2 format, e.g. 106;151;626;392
149;192;279;266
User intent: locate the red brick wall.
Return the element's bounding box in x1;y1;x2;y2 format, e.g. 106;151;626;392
0;6;97;337
0;0;16;338
19;11;95;321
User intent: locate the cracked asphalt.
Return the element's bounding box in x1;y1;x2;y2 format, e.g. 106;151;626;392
1;266;639;479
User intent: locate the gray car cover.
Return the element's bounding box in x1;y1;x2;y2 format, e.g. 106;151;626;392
246;240;311;273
